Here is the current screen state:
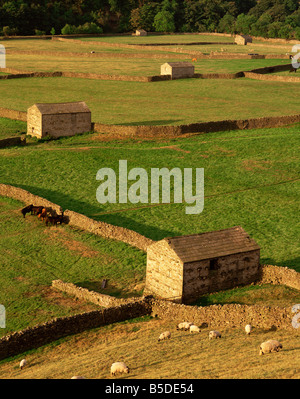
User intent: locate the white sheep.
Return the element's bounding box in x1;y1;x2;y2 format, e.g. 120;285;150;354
19;359;27;370
177;322;193;331
71;376;86;379
158;331;171;342
209;330;221;339
259;339;283;355
245;324;252;335
110;361;130;376
190;325;201;333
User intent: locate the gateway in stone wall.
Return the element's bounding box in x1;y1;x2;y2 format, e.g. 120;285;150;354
144;226;260;304
27;101;91;138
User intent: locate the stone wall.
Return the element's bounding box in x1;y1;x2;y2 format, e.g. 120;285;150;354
244;71;300;82
0;184;153;252
0;299;152;361
52;279;141;307
150;299;295;331
64;209;153;252
259;264;300;291
0;107;27;121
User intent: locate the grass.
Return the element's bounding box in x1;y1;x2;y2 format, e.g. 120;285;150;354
0;316;299;379
0;117;26;139
0;196;146;337
0;124;299;272
4;53;290;75
0;77;299;125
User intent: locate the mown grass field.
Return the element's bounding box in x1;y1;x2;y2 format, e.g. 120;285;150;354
0;316;299;379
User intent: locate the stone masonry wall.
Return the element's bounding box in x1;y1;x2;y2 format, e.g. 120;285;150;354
145;240;183;301
52;279;141;307
0;299;152;361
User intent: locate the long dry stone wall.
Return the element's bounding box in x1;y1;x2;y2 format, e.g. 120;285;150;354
150;300;294;331
0;184;153;251
0;300;152;361
259;264;300;291
52;279;141;307
64;209;153;251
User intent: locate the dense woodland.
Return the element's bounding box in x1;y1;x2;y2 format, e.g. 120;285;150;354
0;0;299;39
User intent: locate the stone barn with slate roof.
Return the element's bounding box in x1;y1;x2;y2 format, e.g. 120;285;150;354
144;226;260;304
27;101;91;138
161;62;195;79
235;34;252;45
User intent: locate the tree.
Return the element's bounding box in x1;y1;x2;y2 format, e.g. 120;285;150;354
218;13;236;33
153;10;175;32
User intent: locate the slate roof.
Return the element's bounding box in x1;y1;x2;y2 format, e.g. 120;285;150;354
163;226;260;263
31;101;90;115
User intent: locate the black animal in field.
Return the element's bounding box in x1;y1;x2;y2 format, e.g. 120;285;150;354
21;204;33;218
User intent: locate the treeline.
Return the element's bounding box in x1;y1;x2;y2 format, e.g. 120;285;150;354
0;0;299;39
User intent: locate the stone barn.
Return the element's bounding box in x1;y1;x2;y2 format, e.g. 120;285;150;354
135;29;147;36
235;35;252;45
27;101;91;138
144;226;260;304
161;62;195;79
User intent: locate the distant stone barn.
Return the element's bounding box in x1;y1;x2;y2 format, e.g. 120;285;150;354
235;35;252;45
27;101;91;138
161;62;195;79
144;226;260;304
135;29;147;36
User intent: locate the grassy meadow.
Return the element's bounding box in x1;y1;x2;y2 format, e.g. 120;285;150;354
0;77;299;125
0;34;299;379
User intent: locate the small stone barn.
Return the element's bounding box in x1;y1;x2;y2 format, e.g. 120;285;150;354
27;101;91;138
136;29;147;36
235;34;252;45
161;62;195;79
144;226;260;304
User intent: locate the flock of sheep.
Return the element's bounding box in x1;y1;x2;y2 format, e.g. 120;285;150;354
21;204;65;227
17;321;283;378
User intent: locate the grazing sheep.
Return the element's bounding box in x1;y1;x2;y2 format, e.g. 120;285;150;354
158;331;171;342
21;204;33;218
177;322;193;331
71;376;86;379
190;325;201;333
245;324;252;335
19;359;27;370
209;330;221;339
110;362;130;376
259;339;282;355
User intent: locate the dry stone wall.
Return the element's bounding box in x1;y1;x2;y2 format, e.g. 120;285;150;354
52;279;141;307
0;299;152;361
259;264;300;291
0;136;25;148
150;299;295;331
64;209;153;251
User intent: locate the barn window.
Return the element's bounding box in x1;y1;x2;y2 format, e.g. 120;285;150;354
209;259;218;271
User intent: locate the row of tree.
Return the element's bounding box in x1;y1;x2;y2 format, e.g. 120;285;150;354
0;0;299;39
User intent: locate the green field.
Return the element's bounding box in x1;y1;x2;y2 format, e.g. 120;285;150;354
0;77;299;125
0;35;299;376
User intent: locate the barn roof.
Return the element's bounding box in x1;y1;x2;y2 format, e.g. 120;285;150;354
31;101;90;115
162;226;260;263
